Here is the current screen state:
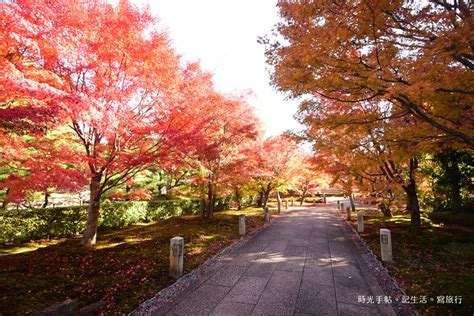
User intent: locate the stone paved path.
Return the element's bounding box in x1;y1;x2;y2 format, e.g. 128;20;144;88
152;203;396;316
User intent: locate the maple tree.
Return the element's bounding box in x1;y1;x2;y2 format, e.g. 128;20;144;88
1;0;209;248
304;110;425;231
262;0;474;147
261;0;474;231
1;0;82;207
0;132;87;207
252;135;300;208
187;91;260;219
291;157;320;205
221;145;259;210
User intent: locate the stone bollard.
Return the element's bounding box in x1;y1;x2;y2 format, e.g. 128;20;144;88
380;229;393;262
264;206;270;222
340;202;344;212
291;199;294;207
357;212;364;233
337;201;340;210
346;206;351;220
170;236;184;278
285;199;288;209
323;194;326;204
239;214;246;236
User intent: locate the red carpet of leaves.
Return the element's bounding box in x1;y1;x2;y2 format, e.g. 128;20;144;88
348;208;474;315
0;208;269;315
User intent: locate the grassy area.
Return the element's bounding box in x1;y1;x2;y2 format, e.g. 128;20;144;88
0;206;276;315
347;208;474;315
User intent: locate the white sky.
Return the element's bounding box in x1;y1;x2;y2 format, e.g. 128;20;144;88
133;0;301;136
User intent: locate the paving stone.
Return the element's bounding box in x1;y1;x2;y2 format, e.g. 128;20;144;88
226;252;260;267
244;257;278;279
337;302;381;316
306;241;330;260
207;264;248;287
295;280;337;315
275;245;307;272
302;263;334;286
223;276;268;304
263;239;289;253
251;297;296;316
252;270;301;315
331;261;365;282
167;284;230;315
289;238;310;247
334;274;373;305
210;301;255;316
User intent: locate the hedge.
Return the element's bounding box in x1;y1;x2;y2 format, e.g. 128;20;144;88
0;199;208;245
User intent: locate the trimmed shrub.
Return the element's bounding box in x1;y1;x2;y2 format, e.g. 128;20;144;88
0;199;202;245
100;201;148;228
145;199;201;221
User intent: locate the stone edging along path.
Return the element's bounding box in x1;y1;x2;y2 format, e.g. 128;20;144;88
130;213;280;316
336;206;418;316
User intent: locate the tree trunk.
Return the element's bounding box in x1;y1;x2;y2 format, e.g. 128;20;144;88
125;184;131;201
300;188;307;206
407;158;421;232
209;193;215;218
263;190;270;208
276;191;282;214
257;192;263;207
349;194;356;212
200;199;206;218
404;178;421;233
82;174;102;249
402;158;421;233
202;183;215;219
379;203;392;217
42;192;49;208
2;188;10;209
450;181;462;213
263;183;272;208
235;189;242;210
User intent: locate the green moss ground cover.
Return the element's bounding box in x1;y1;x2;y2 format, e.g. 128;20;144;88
0;207;275;315
348;208;474;315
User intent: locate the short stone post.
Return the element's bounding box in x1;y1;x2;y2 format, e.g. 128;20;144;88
291;199;294;207
323;193;326;204
170;236;184;278
380;229;393;262
264;206;270;222
285;199;288;209
277;192;282;214
346;206;351;220
340;202;344;211
337;201;340;210
239;214;246;236
357;212;364;233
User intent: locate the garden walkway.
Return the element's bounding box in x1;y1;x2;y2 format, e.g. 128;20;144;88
143;203;396;315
